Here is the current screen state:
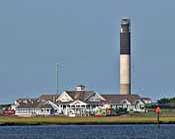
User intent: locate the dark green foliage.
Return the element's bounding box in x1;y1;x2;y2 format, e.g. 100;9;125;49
169;98;175;103
0;104;11;110
115;107;128;115
145;103;156;109
158;97;175;104
158;98;170;104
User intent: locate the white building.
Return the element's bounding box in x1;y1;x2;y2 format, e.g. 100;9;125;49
15;85;148;117
15;98;59;117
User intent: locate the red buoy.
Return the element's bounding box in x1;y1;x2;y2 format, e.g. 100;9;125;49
155;106;160;114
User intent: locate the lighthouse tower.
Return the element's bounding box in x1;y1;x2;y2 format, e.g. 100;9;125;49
120;18;131;95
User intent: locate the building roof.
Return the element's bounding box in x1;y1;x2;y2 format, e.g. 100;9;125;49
15;92;144;108
39;94;60;102
76;84;86;88
65;91;96;102
141;97;152;101
37;102;53;109
101;94;141;104
16;99;40;108
16;97;54;109
16;98;38;104
16;100;54;109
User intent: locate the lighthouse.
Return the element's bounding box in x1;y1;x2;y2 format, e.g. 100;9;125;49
120;18;131;95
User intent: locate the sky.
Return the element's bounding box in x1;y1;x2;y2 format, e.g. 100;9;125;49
0;0;175;103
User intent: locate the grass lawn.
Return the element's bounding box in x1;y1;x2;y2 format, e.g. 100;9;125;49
1;112;175;125
1;109;175;125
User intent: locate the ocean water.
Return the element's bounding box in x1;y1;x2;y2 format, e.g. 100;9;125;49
0;124;174;139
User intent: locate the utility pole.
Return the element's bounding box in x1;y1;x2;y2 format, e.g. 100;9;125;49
56;63;59;94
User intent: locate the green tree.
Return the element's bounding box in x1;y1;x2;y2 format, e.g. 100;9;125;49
157;98;170;104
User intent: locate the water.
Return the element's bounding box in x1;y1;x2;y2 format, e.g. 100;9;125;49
0;124;174;139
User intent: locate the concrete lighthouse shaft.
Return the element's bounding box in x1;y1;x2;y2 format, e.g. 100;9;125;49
120;18;131;95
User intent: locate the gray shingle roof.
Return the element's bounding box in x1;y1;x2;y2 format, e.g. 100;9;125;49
16;93;143;109
101;94;141;104
39;94;60;102
65;91;96;101
16;99;40;108
16;98;54;109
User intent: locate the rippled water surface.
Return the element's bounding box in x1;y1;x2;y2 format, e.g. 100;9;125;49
0;124;174;139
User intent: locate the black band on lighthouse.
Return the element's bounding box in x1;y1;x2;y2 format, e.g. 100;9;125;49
120;32;130;54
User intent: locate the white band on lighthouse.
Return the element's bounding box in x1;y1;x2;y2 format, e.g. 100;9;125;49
120;55;130;84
